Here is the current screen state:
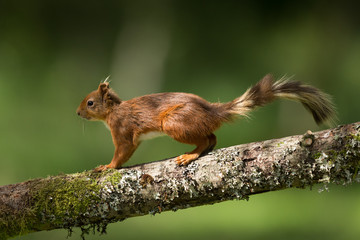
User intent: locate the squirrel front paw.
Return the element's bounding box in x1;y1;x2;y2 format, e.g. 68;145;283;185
93;164;110;172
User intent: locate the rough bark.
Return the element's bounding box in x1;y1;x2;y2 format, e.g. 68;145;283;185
1;122;360;239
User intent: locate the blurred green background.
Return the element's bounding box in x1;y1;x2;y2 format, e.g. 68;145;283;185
1;0;360;239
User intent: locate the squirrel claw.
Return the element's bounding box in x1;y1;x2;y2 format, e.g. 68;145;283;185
93;165;108;172
175;154;198;166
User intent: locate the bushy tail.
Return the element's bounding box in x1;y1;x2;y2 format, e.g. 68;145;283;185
226;74;337;125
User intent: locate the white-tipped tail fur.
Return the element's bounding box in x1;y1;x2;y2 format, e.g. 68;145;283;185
227;74;337;126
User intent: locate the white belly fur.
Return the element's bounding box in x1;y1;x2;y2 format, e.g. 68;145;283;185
138;131;166;141
102;121;110;130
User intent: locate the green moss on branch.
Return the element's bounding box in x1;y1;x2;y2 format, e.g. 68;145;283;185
32;172;102;229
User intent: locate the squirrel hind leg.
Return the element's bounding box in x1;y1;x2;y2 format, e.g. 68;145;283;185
206;133;217;153
175;134;217;166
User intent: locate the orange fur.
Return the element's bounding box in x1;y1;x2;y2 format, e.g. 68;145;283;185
159;103;185;129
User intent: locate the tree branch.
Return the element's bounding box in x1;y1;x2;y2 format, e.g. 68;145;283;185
1;122;360;239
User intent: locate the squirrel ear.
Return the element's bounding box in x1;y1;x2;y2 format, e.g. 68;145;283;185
98;82;109;96
98;82;121;104
107;91;121;104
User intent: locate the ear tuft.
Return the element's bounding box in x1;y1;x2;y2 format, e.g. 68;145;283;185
103;75;111;83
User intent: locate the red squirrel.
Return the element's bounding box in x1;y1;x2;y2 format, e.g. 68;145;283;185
76;74;336;172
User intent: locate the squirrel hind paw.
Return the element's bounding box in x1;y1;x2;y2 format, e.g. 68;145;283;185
175;154;199;166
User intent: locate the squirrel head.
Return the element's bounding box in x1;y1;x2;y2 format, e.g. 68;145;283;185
76;82;121;121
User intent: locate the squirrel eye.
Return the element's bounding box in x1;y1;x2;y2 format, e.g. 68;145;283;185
87;100;94;106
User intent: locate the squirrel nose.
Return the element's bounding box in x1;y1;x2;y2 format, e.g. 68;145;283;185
76;109;80;116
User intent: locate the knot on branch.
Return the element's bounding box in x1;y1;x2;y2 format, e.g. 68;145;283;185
301;130;315;147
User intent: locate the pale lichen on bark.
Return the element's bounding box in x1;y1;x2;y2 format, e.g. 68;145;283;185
0;122;359;239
